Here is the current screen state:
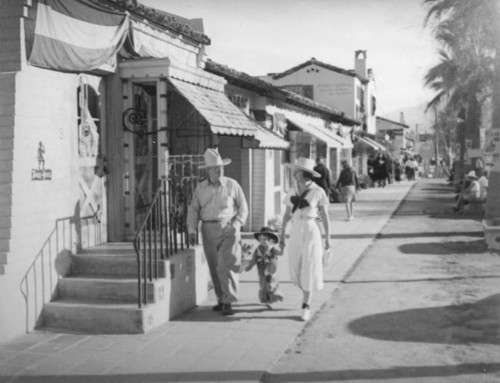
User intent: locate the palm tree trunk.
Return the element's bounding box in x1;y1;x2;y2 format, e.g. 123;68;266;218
485;52;500;221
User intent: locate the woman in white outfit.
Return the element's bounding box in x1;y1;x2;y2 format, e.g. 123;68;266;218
280;158;331;321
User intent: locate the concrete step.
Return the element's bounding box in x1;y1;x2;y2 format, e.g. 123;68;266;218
39;299;152;334
57;276;157;304
70;254;167;278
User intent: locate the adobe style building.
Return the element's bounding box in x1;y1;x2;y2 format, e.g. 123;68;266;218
376;116;410;160
0;0;287;343
263;50;378;177
264;50;377;136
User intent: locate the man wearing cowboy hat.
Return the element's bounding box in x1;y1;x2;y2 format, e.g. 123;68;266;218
453;170;485;212
187;148;248;316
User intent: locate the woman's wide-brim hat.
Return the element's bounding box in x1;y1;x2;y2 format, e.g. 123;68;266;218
198;148;231;169
253;226;280;243
465;170;478;179
287;157;320;178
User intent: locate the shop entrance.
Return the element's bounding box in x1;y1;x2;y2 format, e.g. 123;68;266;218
130;82;159;234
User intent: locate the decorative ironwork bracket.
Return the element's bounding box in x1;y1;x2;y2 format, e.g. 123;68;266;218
122;108;168;136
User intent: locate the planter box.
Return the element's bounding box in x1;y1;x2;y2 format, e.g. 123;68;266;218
483;219;500;251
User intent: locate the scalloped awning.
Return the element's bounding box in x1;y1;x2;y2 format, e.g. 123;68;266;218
359;136;386;151
287;117;345;149
251;124;290;150
355;135;379;150
169;78;258;137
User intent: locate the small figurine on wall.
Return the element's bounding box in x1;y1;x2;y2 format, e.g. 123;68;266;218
32;141;52;181
37;141;45;170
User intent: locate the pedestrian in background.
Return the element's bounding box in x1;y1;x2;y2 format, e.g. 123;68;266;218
478;169;489;200
394;159;402;182
313;157;331;200
336;160;360;221
453;170;483;212
243;226;284;309
187;148;248;316
375;152;388;187
386;154;394;184
280;158;331;322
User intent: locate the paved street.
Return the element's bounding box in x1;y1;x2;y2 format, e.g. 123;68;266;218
1;177;499;382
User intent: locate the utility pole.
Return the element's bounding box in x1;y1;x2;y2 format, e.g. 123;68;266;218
433;106;439;177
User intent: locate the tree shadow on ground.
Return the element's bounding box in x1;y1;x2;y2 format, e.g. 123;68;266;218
377;231;484;240
348;293;500;345
8;363;500;383
419;188;454;195
399;239;488;255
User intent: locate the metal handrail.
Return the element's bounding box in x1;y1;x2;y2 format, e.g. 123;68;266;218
133;174;200;308
133;179;168;308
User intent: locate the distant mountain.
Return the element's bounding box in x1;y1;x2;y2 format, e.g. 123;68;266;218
383;103;433;132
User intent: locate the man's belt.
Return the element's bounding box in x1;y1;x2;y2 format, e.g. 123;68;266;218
202;218;233;224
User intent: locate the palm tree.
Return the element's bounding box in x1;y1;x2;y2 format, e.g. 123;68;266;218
424;1;494;182
424;0;500;225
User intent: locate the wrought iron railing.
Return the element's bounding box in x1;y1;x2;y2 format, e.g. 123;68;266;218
133;155;203;308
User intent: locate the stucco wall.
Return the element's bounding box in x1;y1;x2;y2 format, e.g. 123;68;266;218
0;64;85;343
271;65;356;119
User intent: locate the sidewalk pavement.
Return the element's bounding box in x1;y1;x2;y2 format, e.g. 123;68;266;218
0;180;415;383
262;177;500;383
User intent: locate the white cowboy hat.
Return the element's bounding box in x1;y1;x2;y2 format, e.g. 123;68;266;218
287;157;320;178
465;170;478;179
198;148;231;169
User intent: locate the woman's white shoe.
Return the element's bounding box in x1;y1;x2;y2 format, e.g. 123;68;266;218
301;308;311;321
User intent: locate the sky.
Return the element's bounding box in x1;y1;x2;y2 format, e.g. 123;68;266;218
141;0;439;129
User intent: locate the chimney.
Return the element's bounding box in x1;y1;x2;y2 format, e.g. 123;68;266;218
400;112;405;124
355;50;367;78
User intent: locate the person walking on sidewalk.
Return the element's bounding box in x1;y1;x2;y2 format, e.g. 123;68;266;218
313;157;331;200
242;226;284;309
336;160;360;221
280;158;331;322
187;148;249;316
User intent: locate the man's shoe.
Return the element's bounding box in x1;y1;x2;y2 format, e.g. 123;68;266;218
212;303;223;311
222;303;234;316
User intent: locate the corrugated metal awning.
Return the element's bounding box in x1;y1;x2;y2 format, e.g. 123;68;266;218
168;78;257;137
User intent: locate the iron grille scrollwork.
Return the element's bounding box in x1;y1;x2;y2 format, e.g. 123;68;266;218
122;108;168;136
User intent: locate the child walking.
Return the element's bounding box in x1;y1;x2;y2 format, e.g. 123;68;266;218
244;227;284;308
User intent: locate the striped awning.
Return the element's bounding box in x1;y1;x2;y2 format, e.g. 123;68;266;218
27;0;129;73
169;78;259;137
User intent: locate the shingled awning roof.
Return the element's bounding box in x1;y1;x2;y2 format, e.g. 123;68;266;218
169;78;257;137
168;77;288;150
